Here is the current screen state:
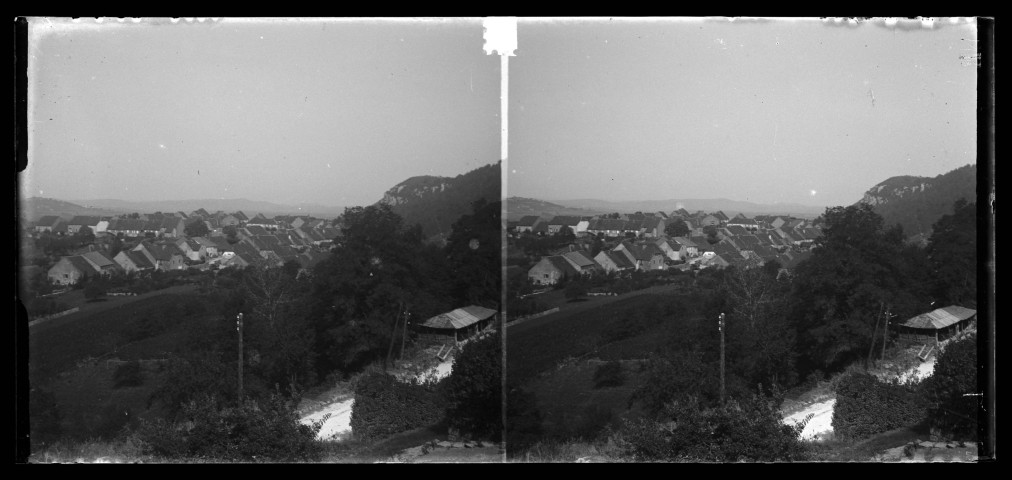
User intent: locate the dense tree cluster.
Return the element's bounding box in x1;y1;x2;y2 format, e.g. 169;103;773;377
788;203;933;375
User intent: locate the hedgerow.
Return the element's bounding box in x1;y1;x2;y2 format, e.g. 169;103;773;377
831;371;927;440
349;371;445;442
617;391;809;462
137;393;324;462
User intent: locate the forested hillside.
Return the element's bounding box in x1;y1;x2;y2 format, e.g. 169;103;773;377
377;162;500;242
857;164;977;238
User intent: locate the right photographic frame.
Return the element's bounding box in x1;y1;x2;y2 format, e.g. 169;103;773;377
503;17;991;463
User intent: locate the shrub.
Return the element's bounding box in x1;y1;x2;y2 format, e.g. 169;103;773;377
26;297;70;319
83;282;107;301
444;331;503;440
618;391;809;462
350;371;445;442
113;361;144;388
923;334;978;440
593;360;625;389
832;371;927;440
137;393;324;462
564;282;587;301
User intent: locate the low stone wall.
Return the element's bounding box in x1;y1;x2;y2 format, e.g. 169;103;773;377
505;307;560;329
28;307;80;327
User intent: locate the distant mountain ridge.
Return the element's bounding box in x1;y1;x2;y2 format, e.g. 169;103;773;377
542;197;826;219
377;162;500;240
20;197;122;221
59;198;346;220
506;197;608;221
855;163;977;237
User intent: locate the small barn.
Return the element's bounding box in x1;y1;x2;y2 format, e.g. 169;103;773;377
417;306;499;344
897;306;977;345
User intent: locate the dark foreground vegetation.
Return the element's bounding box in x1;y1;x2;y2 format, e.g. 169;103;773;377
27;200;502;462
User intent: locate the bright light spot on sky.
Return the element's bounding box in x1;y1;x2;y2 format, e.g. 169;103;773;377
810;190;818;196
159;144;166;149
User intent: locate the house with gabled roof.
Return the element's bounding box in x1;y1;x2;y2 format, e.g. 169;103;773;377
785;218;806;230
560;250;601;275
160;216;186;238
35;215;64;233
727;213;759;231
48;255;101;285
106;218;145;237
653;237;679;261
640;217;666;238
247;214;279;230
546;216;583;235
699;214;721;227
586;218;626;237
515;215;542;233
671;236;699;258
113;250;155;273
528;255;579;285
66;216;106;234
175;237;204;261
593;250;635;273
192;236;221;257
81;251;121;275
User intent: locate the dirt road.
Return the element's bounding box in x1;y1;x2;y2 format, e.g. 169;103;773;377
780;355;939;442
783;398;836;441
300;355;456;441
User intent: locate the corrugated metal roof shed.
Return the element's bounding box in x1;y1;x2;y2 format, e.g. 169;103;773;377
902;306;977;330
421;306;498;330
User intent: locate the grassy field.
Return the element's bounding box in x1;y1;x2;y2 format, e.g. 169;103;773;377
29;284;198;330
29;289;208;383
524;358;651;441
29;287;218;451
507;289;696;385
42;358;174;443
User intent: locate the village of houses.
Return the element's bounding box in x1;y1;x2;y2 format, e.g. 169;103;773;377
30;210;341;288
511;209;824;286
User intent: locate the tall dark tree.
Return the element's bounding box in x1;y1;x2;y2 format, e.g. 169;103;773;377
444;199;501;308
444;331;502;440
665;218;690;237
722;266;797;390
789;203;930;375
924;333;978;439
185;219;210;238
926;198;977;307
309;204;451;375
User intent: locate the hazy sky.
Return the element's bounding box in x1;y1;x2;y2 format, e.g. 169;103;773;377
24;18;500;207
508;17;978;208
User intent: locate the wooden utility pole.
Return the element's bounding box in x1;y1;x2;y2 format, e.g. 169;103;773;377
236;312;244;404
719;312;726;406
385;304;402;371
867;302;884;369
881;306;891;360
400;310;409;360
